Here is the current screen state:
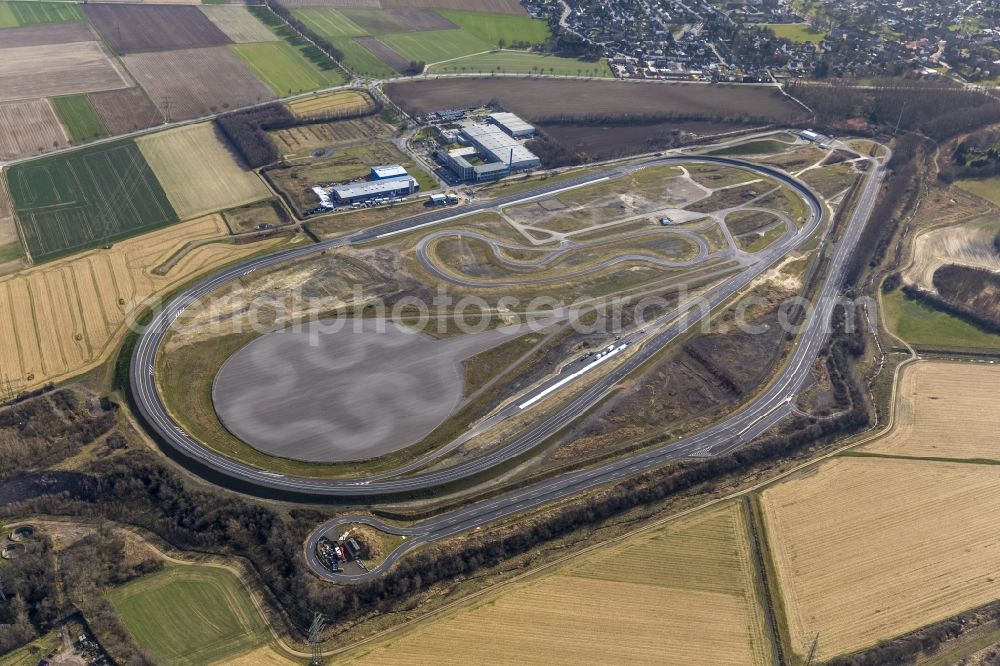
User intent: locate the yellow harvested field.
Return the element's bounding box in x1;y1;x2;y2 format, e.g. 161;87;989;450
862;361;1000;459
199;6;278;43
0;215;284;390
761;456;1000;661
0;98;69;161
137;123;270;220
287;90;372;118
345;502;773;666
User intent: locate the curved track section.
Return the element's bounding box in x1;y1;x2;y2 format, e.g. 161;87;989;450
131;153;882;518
415;227;713;287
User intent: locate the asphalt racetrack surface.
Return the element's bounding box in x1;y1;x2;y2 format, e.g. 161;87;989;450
213;319;535;462
131;148;888;581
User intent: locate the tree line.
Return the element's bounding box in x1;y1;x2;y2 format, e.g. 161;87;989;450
263;0;343;64
841;133;924;286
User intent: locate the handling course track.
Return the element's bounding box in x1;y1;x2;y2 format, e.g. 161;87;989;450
130;150;887;580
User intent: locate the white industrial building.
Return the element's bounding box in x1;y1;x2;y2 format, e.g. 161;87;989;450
331;177;418;204
462;123;540;170
488;112;536;137
370;164;408;180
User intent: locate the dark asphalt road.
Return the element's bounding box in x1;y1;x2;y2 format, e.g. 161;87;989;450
128;149;888;581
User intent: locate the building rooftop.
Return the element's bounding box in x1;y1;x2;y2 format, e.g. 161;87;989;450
461;124;538;166
371;164;408;179
332;176;417;200
488;112;535;136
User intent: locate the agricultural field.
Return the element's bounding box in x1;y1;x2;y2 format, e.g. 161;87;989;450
0;180;25;275
956;177;1000;207
88;87;163;135
7;139;177;262
230;41;345;95
293;4;549;76
136;122;270;220
123;47;276;121
0;29;129;102
200;5;278;43
387;78;804;122
331;37;399;78
245;5;348;85
761;447;1000;660
0;98;68;161
882;288;1000;351
293;7;368;39
380;0;527;13
861;362;1000;460
286;89;374;118
379;28;491;64
344;502;774;665
761;22;826;43
269;116;393;159
83;4;232;54
0;214;284;389
438;9;550;46
903;217;1000;290
0;1;84;26
109;565;270;666
428;50;611;76
51;94;108;143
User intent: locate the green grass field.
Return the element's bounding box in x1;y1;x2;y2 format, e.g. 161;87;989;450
51;95;108;143
762;22;826;43
0;3;17;27
8;139;178;262
247;6;347;86
231;41;343;95
380;28;492;64
108;566;270;666
956;177;1000;207
293;6;366;38
331;36;398;78
428;50;611;76
5;0;84;25
882;289;1000;351
439;9;550;47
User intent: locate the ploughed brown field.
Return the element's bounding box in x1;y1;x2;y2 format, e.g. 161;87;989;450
354;36;409;73
0;22;99;48
89;88;163;135
84;4;233;54
0;99;69;161
387;78;805;121
123;47;275;121
389;7;457;30
0;27;129;103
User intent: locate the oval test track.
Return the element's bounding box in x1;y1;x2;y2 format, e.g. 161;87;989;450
129;151;888;581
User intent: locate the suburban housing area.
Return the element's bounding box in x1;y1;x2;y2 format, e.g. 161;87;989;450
3;0;1000;665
